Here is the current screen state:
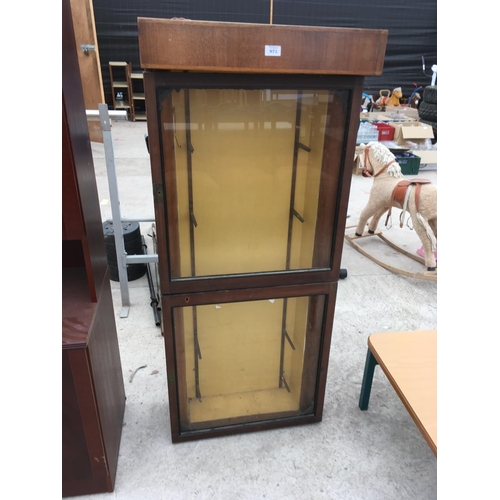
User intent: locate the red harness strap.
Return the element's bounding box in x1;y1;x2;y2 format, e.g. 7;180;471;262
386;178;432;227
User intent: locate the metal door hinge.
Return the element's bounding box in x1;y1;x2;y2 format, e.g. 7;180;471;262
81;44;95;56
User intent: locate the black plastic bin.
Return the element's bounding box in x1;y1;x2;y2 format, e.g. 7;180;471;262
103;221;147;281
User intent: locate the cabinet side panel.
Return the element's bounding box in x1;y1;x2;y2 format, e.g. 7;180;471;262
87;274;126;489
312;90;348;268
62;350;94;484
144;72;173;294
63;0;107;300
330;77;364;276
62;348;110;497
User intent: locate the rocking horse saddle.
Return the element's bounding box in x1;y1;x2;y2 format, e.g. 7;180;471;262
386;178;432;228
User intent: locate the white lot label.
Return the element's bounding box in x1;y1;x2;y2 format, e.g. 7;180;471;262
265;45;281;56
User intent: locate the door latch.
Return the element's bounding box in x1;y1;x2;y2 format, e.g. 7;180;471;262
81;44;95;56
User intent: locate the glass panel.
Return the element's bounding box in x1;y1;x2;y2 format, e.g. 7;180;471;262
173;295;325;432
160;88;347;278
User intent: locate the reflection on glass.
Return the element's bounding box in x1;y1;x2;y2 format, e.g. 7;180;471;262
160;88;346;278
173;295;324;431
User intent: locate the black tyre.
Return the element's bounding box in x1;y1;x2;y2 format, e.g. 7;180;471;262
422;85;437;104
103;221;142;244
103;221;146;281
418;101;437;122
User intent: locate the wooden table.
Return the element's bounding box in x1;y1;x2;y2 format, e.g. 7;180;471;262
359;329;437;456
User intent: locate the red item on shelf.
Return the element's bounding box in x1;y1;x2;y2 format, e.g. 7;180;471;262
374;122;395;141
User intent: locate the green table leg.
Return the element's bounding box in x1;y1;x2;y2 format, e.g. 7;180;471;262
359;347;379;410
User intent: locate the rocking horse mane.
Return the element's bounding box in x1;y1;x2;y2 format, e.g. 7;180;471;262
367;141;403;178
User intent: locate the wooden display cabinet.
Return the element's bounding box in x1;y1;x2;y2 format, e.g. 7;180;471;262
138;18;387;442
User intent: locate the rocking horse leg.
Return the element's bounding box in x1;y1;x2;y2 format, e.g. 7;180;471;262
355;202;378;237
367;206;389;234
413;220;437;270
428;219;437;264
428;218;437;240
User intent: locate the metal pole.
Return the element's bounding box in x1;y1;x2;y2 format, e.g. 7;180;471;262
99;103;130;318
103;217;159;265
142;236;161;327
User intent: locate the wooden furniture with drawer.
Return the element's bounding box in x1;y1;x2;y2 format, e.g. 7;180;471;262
63;0;126;495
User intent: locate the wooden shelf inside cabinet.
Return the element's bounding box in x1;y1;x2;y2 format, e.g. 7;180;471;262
109;61;134;120
131;72;147;121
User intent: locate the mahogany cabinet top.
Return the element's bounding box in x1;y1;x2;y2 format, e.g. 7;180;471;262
138;18;387;75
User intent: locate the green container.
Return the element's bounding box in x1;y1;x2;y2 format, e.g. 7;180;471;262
395;153;421;175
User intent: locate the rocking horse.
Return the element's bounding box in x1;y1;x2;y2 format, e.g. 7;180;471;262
375;87;403;108
385;87;403;107
345;142;437;280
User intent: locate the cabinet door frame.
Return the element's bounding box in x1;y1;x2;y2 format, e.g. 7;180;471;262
161;281;337;443
145;71;363;295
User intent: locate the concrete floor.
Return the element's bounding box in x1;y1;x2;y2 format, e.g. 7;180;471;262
82;117;437;500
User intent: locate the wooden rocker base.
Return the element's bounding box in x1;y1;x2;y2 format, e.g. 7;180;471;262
344;228;437;281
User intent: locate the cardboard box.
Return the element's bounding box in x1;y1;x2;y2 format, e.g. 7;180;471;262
391;122;437;164
392;121;433;146
412;150;437;165
355;118;437;166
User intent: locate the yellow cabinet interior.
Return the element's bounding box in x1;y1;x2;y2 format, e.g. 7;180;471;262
162;88;337;279
174;294;324;431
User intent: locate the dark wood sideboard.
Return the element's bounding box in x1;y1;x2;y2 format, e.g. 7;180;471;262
62;0;126;495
